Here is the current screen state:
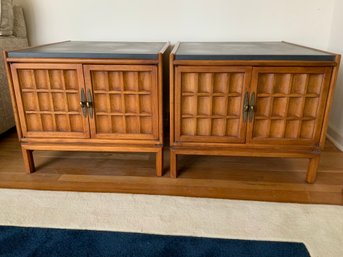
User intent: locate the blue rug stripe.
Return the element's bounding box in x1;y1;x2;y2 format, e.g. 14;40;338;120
0;226;310;257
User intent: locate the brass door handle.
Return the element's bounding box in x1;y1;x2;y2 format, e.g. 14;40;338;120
249;92;255;122
243;92;249;122
80;88;87;118
87;89;93;118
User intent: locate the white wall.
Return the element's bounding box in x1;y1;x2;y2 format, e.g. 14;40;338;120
15;0;335;49
327;0;343;150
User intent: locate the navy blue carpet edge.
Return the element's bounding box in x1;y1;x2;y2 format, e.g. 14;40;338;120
0;226;311;257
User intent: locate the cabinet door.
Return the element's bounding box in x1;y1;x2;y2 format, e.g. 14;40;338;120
84;65;159;140
10;63;89;138
175;66;251;144
248;67;332;145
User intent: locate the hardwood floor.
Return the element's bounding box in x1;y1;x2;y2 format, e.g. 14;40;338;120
0;128;342;205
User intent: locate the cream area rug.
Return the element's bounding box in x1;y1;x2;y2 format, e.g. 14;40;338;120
0;189;342;257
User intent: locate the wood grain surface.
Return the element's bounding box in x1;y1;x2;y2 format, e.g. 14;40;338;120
0;128;342;205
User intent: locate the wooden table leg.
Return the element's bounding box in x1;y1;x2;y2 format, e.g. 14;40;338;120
156;148;163;177
306;155;320;184
170;149;177;178
21;148;35;173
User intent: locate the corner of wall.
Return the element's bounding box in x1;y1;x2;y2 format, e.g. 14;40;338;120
327;125;343;151
325;0;343;152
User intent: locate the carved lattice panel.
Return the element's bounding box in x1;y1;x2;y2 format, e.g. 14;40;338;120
84;65;158;140
11;64;89;138
175;66;251;143
249;67;332;145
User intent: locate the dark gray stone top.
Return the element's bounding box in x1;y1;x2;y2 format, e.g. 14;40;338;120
175;42;336;61
8;41;168;59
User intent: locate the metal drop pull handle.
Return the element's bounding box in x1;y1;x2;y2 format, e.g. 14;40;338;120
249;92;255;122
80;88;94;118
80;88;87;118
242;92;256;123
243;92;249;122
87;89;93;118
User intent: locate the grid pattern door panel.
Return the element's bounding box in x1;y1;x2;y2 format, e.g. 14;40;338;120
84;65;158;140
10;63;89;138
175;66;251;143
248;67;332;145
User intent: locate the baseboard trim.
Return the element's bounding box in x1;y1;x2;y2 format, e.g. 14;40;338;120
326;126;343;151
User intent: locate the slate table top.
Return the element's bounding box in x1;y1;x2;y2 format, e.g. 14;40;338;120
174;42;336;61
8;41;168;59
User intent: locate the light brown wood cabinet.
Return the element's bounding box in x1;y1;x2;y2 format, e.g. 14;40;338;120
170;42;341;183
5;41;168;176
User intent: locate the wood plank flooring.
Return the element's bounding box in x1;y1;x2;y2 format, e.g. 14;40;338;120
0;128;342;205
